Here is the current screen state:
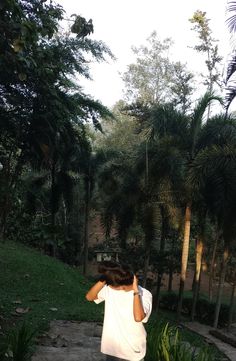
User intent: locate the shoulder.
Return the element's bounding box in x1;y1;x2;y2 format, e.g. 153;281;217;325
139;286;152;299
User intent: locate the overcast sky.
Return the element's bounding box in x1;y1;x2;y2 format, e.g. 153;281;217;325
57;0;231;108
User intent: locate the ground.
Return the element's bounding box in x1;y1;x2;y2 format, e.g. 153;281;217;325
32;320;236;361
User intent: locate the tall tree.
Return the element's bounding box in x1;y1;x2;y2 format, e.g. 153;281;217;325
189;114;236;327
121;31;194;109
0;0;113;238
189;10;223;118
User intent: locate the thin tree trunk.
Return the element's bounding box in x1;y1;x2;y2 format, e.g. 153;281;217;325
0;150;25;240
191;238;203;321
168;238;175;292
83;167;91;276
50;160;56;257
209;230;219;302
227;282;236;332
155;206;168;311
177;203;191;322
142;201;155;289
0;152;12;240
142;243;150;288
213;247;229;328
168;268;173;292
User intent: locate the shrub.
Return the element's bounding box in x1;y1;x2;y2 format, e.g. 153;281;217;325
182;297;193;316
0;322;36;361
159;293;230;327
159;292;178;312
196;298;215;325
146;321;217;361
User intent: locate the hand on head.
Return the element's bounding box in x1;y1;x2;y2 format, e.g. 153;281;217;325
98;260;134;287
133;275;139;292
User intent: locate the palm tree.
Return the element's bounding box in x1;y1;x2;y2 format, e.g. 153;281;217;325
189;114;236;327
176;93;223;321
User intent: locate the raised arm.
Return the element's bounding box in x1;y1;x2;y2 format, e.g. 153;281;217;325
133;275;146;322
85;280;106;301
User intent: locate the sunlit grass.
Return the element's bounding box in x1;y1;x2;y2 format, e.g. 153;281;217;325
0;241;102;334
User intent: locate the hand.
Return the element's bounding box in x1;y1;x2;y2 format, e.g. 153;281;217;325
99;275;107;283
133;275;139;292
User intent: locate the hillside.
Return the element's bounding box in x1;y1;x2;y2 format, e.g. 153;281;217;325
0;241;102;333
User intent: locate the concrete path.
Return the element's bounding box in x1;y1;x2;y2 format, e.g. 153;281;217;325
32;320;106;361
32;320;236;361
182;321;236;361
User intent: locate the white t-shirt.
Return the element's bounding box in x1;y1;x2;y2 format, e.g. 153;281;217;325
94;285;152;361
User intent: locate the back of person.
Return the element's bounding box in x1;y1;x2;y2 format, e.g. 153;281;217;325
86;261;152;361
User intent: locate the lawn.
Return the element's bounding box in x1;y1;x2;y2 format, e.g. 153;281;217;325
0;241;103;334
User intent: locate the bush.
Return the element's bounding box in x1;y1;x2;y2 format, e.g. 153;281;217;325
0;322;36;361
196;299;215;325
159;292;178;312
159;293;230;327
146;321;217;361
182;297;193;316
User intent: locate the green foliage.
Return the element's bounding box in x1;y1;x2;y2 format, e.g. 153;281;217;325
189;10;223;94
121;31;194;109
159;293;230;327
0;0;113;246
146;321;218;361
0;323;36;361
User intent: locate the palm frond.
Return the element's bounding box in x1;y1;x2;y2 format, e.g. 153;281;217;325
196;114;236;151
188;145;236;214
225;83;236;112
226;1;236;33
190;92;223;154
226;54;236;83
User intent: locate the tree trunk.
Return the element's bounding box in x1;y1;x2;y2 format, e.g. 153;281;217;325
177;203;191;322
213;247;229;328
83;168;91;276
142;243;150;288
50;160;56;257
168;238;175;292
155;205;168;311
168;268;173;292
0;150;25;240
227;282;236;331
191;237;203;321
0;152;12;240
142;141;150;288
209;230;219;302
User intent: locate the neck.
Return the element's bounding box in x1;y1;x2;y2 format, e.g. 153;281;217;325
109;284;133;291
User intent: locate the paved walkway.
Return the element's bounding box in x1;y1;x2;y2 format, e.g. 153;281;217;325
32;321;106;361
32;320;236;361
182;321;236;361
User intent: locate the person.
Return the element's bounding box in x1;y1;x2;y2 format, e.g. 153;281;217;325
85;261;152;361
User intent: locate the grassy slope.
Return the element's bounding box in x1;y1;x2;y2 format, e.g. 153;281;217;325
0;241;102;333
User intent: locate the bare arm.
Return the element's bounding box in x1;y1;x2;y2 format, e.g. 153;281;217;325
85;280;106;301
133;275;146;322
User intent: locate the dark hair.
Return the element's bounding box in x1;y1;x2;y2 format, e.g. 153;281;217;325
98;261;134;286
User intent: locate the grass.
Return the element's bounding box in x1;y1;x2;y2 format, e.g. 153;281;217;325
0;241;103;334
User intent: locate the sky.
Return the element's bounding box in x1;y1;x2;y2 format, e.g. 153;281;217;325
57;0;231;108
